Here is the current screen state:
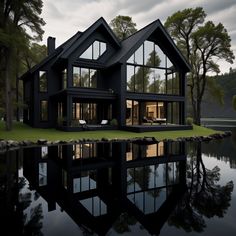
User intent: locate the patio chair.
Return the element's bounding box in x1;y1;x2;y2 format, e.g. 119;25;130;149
79;120;86;125
101;119;109;125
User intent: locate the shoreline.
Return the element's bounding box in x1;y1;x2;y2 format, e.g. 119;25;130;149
0;130;232;152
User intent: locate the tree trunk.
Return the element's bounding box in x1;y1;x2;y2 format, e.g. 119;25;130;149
16;75;20;121
16;49;20;121
5;47;13;131
194;100;201;125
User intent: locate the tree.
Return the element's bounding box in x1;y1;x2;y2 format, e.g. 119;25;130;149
110;15;137;40
0;0;45;130
232;95;236;111
21;42;47;71
165;7;235;125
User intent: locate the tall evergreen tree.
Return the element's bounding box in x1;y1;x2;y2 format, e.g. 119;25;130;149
0;0;45;130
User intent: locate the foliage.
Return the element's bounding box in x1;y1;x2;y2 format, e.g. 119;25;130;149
0;0;45;131
232;95;236;111
110;15;137;40
186;117;193;125
57;116;66;126
205;77;224;106
165;7;235;125
110;118;118;126
21;42;47;71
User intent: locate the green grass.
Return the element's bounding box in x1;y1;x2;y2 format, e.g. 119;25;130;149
0;121;222;142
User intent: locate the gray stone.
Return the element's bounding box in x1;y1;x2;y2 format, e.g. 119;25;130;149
37;139;47;144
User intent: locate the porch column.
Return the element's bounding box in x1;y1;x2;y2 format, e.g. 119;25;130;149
66;95;72;126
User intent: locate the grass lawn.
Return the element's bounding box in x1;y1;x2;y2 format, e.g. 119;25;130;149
0;121;222;142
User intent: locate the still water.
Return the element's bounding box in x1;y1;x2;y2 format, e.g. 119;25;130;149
0;130;236;236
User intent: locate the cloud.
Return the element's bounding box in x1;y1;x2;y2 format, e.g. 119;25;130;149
40;0;236;72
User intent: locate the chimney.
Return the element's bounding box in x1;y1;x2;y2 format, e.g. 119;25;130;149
47;36;55;55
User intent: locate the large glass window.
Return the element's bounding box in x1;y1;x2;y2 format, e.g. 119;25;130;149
127;65;134;91
40;100;48;121
80;196;107;217
72;102;97;124
126;40;180;94
167;70;179;95
39;163;47;186
126;100;168;126
80;40;107;60
73;170;97;193
73;67;97;88
73;143;97;159
126;142;165;161
39;71;47;92
126;100;139;125
167;102;181;125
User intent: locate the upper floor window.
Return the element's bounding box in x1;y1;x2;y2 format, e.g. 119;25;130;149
79;40;107;60
127;40;173;68
73;67;97;88
126;40;180;95
39;71;47;92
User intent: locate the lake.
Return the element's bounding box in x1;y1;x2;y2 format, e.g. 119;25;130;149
0;129;236;236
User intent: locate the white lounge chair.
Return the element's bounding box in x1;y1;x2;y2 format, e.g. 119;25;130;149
101;119;108;125
79;120;86;125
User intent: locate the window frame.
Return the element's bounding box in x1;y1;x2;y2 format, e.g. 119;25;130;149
79;40;107;60
39;70;47;93
126;40;180;95
73;66;97;88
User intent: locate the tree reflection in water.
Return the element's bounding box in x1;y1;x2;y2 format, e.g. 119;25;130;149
168;142;234;232
18;177;44;235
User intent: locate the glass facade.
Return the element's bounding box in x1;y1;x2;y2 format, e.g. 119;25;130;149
73;170;97;193
73;67;97;88
126;40;180;95
72;102;97;124
80;40;107;60
126;142;165;161
39;71;47;92
126;100;182;126
73;143;97;159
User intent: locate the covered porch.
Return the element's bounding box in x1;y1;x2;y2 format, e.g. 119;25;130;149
51;88;117;130
125;99;192;132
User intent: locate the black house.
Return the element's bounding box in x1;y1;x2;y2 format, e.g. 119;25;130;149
21;17;191;132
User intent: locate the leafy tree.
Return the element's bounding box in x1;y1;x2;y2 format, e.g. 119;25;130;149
232;95;236;111
165;7;235;125
21;42;47;70
0;0;45;130
110;15;137;40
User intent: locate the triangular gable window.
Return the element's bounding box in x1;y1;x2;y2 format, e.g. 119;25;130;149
80;40;107;60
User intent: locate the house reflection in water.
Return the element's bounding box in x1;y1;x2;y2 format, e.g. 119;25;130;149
22;141;187;235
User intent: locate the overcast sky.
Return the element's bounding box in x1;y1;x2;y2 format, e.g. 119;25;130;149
41;0;236;73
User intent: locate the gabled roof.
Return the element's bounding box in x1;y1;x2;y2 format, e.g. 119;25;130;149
20;17;120;80
107;19;191;72
58;17;121;59
21;17;190;80
20;30;83;80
